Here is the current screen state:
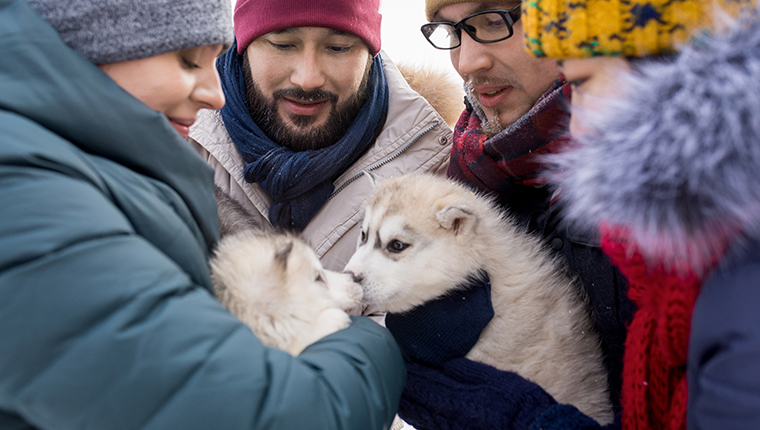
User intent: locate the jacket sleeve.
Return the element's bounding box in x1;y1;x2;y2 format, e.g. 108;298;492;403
0;138;405;429
688;240;760;430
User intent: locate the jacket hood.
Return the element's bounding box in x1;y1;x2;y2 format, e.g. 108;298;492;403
547;17;760;270
0;0;219;252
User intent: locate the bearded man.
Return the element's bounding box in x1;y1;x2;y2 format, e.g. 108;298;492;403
188;0;454;271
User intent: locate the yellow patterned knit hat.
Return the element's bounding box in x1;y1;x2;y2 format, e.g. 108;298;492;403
523;0;754;58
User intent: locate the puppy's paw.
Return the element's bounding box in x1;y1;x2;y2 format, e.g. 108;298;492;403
314;308;352;335
289;308;351;356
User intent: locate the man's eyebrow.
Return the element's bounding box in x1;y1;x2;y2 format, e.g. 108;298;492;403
473;2;518;13
556;60;564;68
434;2;520;22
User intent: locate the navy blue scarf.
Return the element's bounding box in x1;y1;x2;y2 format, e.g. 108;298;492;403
386;270;494;367
217;43;389;231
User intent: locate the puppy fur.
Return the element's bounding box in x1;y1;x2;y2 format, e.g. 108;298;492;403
211;230;363;356
214;185;270;239
345;172;613;424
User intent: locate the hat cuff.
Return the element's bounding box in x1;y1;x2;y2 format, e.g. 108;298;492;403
234;0;381;55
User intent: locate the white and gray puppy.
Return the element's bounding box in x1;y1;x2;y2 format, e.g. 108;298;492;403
344;172;613;424
210;187;362;356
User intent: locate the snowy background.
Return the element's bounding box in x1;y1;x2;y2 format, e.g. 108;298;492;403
379;0;460;82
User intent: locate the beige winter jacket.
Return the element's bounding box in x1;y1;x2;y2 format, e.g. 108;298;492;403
188;51;453;271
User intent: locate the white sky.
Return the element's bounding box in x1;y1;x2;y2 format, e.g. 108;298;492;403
379;0;460;81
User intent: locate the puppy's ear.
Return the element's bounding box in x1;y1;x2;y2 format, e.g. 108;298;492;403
362;171;383;189
274;241;294;271
436;205;478;237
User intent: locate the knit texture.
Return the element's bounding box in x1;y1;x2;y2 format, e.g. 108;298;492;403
523;0;756;58
385;271;493;367
399;357;558;430
234;0;382;55
600;224;724;430
447;79;571;199
27;0;233;64
530;404;619;430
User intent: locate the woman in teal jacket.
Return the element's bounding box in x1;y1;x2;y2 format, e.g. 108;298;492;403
0;0;405;429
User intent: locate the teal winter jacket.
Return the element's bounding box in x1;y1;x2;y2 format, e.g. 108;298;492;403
0;0;405;429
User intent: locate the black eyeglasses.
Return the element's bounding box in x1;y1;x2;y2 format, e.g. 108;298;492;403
420;5;522;50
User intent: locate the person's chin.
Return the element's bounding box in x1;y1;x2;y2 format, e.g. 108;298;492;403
491;103;530;129
279;106;327;128
287;112;331;130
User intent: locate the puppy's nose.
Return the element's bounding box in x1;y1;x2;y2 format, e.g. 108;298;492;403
343;270;363;284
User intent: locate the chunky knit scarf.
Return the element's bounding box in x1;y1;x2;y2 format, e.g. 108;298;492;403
447;79;571;198
217;42;389;231
600;224;725;430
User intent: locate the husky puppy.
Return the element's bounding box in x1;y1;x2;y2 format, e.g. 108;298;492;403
344;173;613;424
211;188;361;356
211;231;363;356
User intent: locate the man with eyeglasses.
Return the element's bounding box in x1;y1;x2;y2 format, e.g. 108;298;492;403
422;2;559;134
383;1;635;429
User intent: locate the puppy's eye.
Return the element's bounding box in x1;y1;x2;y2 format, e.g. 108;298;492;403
387;240;409;253
315;273;325;284
360;230;367;244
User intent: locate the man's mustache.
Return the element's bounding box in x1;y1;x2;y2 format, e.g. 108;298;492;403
273;88;339;104
465;76;522;92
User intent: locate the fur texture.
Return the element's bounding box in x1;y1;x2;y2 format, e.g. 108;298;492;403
398;62;464;128
345;173;613;424
545;18;760;272
215;185;271;238
211;231;363;356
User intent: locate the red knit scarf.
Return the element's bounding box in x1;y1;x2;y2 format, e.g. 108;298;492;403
447;80;571;197
600;224;724;430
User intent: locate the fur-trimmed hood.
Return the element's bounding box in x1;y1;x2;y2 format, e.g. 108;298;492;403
547;18;760;271
397;62;465;128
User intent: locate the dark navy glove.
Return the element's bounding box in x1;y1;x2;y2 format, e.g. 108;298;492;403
385;271;493;367
398;357;556;430
399;357;620;430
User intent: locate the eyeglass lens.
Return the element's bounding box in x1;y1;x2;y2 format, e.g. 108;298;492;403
423;12;513;49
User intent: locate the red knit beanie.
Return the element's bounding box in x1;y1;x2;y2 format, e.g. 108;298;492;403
234;0;382;56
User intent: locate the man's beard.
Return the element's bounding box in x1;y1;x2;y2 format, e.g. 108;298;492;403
242;53;372;151
480;108;504;139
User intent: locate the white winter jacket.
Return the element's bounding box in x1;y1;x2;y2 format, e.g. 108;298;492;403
188;51;453;271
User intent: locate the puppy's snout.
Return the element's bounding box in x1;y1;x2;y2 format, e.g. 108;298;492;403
343;270;363;284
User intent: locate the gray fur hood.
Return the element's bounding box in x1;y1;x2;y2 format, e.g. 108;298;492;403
547;18;760;271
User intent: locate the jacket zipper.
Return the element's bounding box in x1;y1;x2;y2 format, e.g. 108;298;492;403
325;120;440;203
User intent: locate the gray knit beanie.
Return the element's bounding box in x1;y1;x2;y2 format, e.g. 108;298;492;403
27;0;234;65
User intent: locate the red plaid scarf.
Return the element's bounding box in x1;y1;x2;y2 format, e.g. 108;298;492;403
447;79;571;197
